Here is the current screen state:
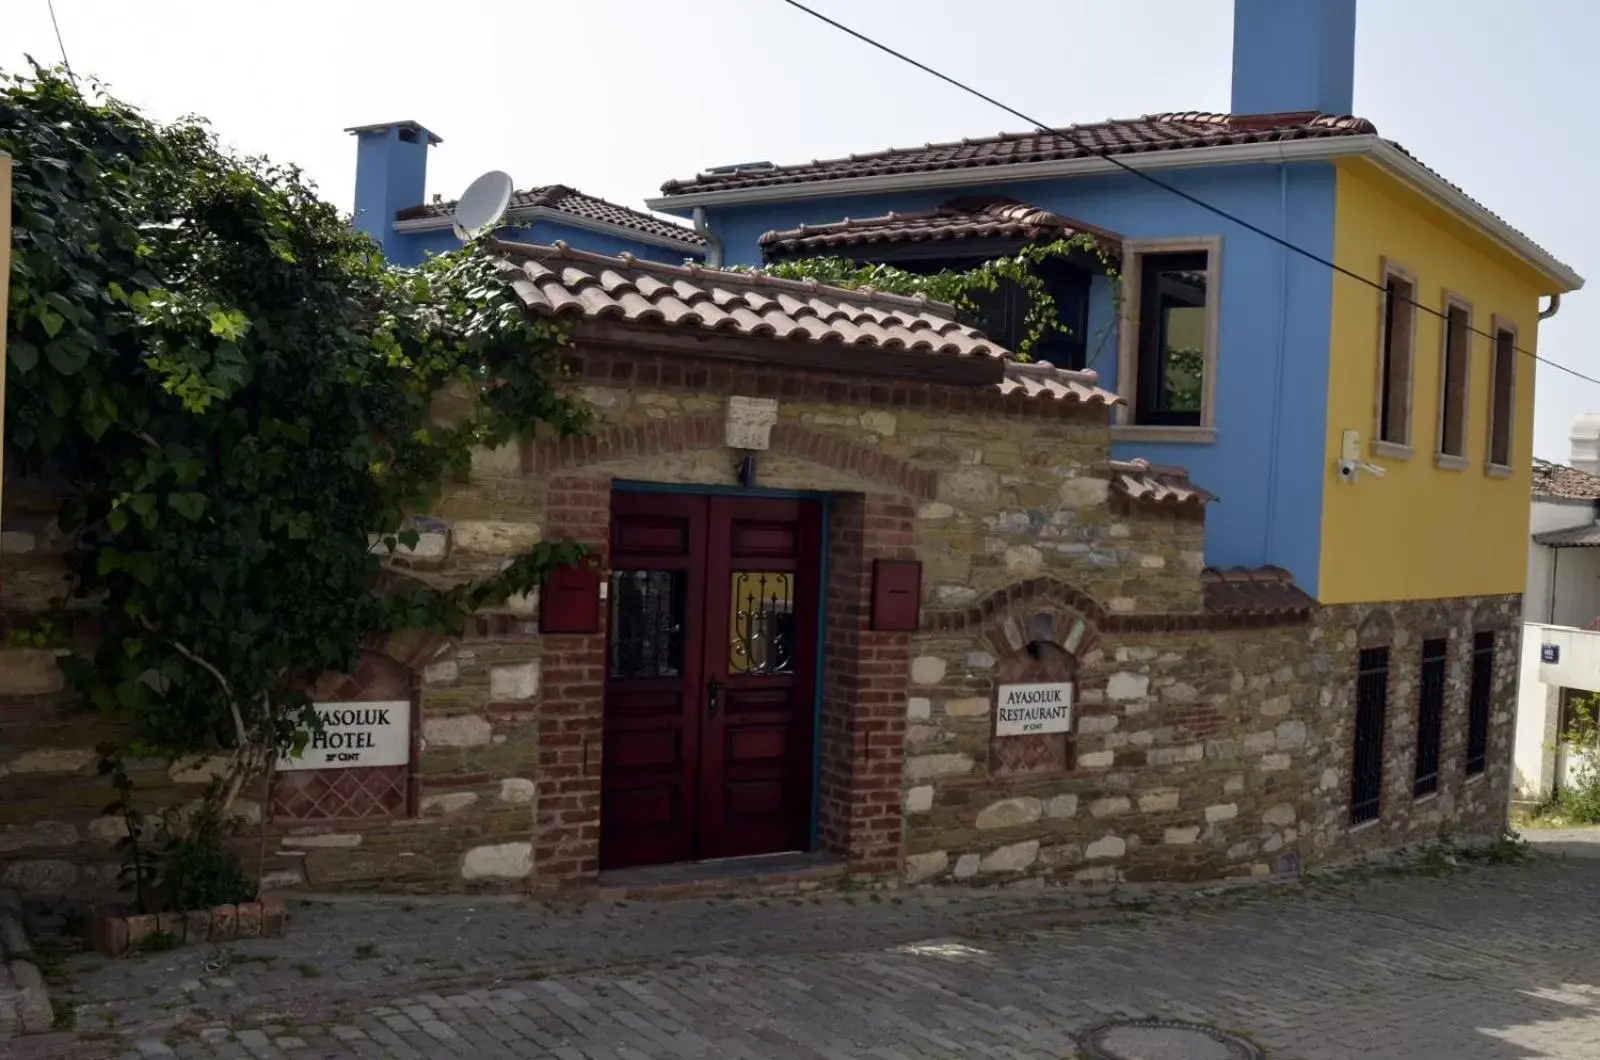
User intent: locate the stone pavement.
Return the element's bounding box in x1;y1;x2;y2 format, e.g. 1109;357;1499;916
12;833;1600;1060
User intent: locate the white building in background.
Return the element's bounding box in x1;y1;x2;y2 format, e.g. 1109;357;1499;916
1513;417;1600;802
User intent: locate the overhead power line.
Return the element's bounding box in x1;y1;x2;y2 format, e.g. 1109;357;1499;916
776;0;1597;389
46;0;77;84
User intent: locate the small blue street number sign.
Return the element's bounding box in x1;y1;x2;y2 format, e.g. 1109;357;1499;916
1542;643;1561;664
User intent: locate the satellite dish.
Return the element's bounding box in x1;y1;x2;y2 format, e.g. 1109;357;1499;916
451;170;514;241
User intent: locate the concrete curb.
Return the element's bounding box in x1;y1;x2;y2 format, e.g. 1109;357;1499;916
0;887;52;1038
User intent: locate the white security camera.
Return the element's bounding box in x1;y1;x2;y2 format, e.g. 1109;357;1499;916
1337;459;1358;483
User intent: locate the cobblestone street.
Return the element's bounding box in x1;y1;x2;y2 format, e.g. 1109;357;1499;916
12;835;1600;1060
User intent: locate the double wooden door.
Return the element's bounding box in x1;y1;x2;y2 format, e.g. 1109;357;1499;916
601;492;822;870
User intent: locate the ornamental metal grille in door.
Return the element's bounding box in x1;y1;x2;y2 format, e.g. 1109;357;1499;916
1465;631;1494;776
1412;638;1447;798
1350;647;1389;826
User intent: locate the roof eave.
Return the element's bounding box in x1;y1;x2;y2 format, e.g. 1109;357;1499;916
1364;141;1583;294
649;136;1581;294
393;205;704;254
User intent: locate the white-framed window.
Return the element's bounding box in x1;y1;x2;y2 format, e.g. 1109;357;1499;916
1113;237;1222;443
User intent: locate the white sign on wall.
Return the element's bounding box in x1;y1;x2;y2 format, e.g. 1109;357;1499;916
276;700;412;771
995;683;1074;737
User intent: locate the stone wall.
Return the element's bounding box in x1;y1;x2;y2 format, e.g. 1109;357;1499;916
0;343;1518;898
899;592;1520;886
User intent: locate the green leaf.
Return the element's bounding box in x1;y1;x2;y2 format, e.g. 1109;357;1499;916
40;310;65;338
9;340;39;372
168;493;206;521
98;548;124;575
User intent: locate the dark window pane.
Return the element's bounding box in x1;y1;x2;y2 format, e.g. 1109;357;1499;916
1413;638;1446;798
1136;252;1208;426
1490;330;1515;466
1351;646;1389;825
1439;306;1469;457
610;570;686;679
1379;276;1416;444
1465;632;1494;776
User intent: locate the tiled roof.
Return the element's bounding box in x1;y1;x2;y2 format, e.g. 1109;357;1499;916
492;241;1125;407
1532;458;1600;501
399;185;704;248
759;197;1123;257
1533;524;1600;548
1201;566;1316;618
998;362;1120;407
662;112;1375;195
494;239;1006;359
1107;459;1214;508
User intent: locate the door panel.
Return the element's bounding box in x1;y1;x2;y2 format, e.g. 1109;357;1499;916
600;495;705;870
699;497;821;860
602;491;820;869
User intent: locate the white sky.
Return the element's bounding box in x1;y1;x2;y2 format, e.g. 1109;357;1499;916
5;0;1597;462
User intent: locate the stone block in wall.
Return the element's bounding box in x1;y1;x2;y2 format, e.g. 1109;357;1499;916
0;650;65;697
461;842;532;881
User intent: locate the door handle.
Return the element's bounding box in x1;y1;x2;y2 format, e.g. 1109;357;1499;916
707;679;720;719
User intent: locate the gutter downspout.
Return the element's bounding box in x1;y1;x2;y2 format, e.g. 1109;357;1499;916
1261;159;1291;566
693;206;724;268
1540;294;1562;320
1549;545;1560;624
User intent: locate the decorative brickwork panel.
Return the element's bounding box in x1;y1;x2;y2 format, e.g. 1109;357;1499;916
270;766;408;822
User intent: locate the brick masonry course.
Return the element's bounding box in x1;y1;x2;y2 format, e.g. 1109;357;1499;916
0;345;1520;898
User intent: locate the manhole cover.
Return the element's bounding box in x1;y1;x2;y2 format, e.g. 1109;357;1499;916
1077;1019;1264;1060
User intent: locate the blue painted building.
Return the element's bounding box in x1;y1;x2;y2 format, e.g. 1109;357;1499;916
644;0;1579;601
346;120;704;268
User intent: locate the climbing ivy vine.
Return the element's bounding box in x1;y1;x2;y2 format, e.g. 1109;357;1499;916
753;234;1121;362
1;66;589;813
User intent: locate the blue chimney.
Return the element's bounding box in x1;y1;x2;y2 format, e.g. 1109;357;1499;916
346;120;442;259
1230;0;1357;116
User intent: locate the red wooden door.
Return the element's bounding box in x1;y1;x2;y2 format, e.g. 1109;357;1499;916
601;492;820;870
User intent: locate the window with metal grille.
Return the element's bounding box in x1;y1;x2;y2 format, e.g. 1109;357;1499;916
1413;638;1447;797
1351;646;1389;825
1465;631;1494;776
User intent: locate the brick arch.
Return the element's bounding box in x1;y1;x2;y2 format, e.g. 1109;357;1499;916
1358;608;1395;648
523;415;939;500
1471;600;1507;631
925;576;1107;656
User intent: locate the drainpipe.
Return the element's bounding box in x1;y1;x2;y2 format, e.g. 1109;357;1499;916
1540;294;1562;320
1260;161;1291;565
1550;546;1560;624
693;206;724;268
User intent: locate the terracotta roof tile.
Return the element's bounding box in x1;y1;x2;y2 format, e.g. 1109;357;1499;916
662;112;1375;195
1107;459;1214;508
1533;458;1600;501
401;184;704;248
1201;566;1316;617
493;239;1007;360
999;362;1120;407
760;197;1124;257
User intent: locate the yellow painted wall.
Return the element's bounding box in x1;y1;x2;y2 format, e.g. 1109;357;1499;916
1320;160;1544;605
